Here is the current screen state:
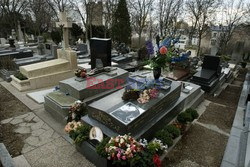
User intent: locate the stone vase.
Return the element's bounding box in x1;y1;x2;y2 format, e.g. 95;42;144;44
153;67;161;80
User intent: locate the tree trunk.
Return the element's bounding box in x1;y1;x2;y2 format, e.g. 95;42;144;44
197;34;202;57
138;33;142;48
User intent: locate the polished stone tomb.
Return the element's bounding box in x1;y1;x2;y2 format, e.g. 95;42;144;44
79;72;204;167
86;74;182;135
191;55;221;92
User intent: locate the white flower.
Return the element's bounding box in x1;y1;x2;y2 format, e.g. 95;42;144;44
120;138;125;143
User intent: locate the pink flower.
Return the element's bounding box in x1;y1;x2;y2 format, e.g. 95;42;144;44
122;156;126;160
160;46;168;55
117;153;121;160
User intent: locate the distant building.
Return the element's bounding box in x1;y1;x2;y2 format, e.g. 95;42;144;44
210;25;229;55
87;1;103;26
174;35;189;50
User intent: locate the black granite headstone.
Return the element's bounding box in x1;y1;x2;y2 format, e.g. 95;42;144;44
90;38;111;69
191;55;221;92
202;55;221;72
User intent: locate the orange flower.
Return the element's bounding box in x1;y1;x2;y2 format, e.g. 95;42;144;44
159;46;167;55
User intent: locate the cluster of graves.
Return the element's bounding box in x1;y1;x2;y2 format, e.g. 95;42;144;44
0;12;242;167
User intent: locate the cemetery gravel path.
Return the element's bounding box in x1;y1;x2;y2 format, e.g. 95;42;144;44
164;71;246;167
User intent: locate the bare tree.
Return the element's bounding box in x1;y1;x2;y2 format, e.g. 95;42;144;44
218;0;247;54
69;0;99;42
45;0;71;19
28;0;56;35
158;0;183;37
129;0;153;47
103;0;118;38
186;0;219;56
0;0;29;34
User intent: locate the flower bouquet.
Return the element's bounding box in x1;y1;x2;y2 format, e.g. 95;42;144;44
64;121;91;145
146;46;172;80
97;134;168;167
75;68;87;78
67;100;88;122
137;88;159;104
105;134;143;166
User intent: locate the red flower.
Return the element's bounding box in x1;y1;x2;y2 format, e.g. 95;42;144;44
153;154;161;167
159;46;168;55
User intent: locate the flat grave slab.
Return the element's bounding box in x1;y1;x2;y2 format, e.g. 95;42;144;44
59;67;129;100
27;88;55;104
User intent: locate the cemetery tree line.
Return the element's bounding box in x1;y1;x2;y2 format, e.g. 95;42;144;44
0;0;250;56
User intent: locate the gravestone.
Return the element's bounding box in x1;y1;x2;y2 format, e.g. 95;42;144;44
191;55;221;92
90;38;111;69
77;43;88;55
37;36;45;55
0;38;7;46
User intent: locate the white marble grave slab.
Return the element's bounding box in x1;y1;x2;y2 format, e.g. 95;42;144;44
27;88;55;104
78;62;118;69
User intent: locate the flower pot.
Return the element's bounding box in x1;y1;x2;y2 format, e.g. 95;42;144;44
153;68;161;80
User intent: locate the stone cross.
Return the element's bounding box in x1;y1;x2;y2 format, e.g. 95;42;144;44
56;12;72;49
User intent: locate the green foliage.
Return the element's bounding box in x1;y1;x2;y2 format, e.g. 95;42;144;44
69;124;91;145
177;112;193;124
164;125;181;139
88;25;108;39
14;72;28;80
112;0;132;45
51;29;62;44
146;50;172;69
130;151;154;167
146;141;162;155
155;130;173;147
96;137;110;158
71;23;83;40
185;108;199;120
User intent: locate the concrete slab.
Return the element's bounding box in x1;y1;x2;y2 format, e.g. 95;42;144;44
221;160;235;167
23;137;95;167
223;135;241;165
33;108;65;136
13;155;31;167
27;88;54;104
232;106;245;130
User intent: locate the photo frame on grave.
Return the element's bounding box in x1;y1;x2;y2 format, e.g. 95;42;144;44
110;102;145;125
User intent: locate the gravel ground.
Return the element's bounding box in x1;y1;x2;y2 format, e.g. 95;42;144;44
0;85;30;157
0;85;30;121
205;85;242;108
165;125;228;167
198;103;236;133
